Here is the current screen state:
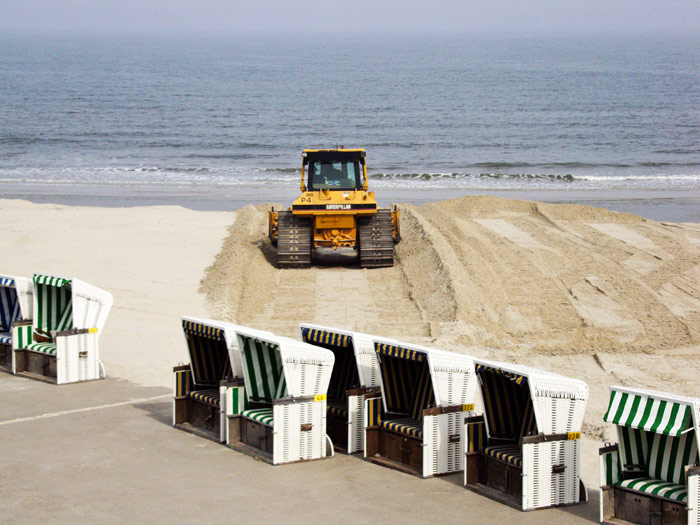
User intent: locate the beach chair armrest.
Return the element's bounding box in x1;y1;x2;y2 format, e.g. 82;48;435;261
465;416;487;454
173;365;192;399
52;327;98;338
600;443;622;487
11;322;33;350
688;465;700;521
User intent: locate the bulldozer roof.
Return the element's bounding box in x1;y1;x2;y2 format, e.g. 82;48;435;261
302;149;365;164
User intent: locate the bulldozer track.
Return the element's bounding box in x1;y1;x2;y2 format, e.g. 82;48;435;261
359;209;394;268
277;211;311;268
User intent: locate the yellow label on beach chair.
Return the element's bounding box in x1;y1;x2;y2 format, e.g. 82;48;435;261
314;394;327;402
567;432;581;440
462;404;474;412
88;327;98;334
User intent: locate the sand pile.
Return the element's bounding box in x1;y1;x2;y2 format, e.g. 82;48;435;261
204;196;700;352
202;196;700;441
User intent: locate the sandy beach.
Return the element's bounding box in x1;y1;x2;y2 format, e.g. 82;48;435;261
3;195;700;521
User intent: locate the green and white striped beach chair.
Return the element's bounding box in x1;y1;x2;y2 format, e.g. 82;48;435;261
229;326;335;465
464;360;588;511
0;274;33;371
365;336;478;478
12;273;113;384
600;386;700;524
173;316;246;443
299;323;382;454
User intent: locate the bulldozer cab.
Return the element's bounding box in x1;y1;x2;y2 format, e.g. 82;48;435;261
303;150;368;192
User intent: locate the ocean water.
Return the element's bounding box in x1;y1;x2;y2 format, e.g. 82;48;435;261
1;34;699;216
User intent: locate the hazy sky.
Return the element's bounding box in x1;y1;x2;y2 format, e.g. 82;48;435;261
1;0;699;37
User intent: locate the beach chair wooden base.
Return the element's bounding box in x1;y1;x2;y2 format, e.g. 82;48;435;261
466;451;587;512
0;343;11;371
365;426;424;477
173;396;221;443
601;485;688;525
465;453;523;510
227;416;274;464
13;349;57;383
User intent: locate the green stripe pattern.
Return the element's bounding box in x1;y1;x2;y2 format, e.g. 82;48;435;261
619;477;688;503
25;342;57;355
301;327;359;401
647;431;698;484
228;385;247;415
242;408;274;427
605;388;692;436
239;335;287;402
602;450;622;486
13;324;32;349
33;274;73;333
618;426;649;470
479;367;537;443
182;320;232;387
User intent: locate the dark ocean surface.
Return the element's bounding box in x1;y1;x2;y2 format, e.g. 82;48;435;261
1;35;699;219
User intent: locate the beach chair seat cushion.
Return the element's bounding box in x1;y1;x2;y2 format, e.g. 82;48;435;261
24;342;57;355
617;477;688;503
188;389;220;408
327;401;348;419
483;444;523;468
242;408;274;427
0;332;11;345
380;418;423;440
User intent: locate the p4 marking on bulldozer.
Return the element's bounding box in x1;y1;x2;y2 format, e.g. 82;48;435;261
268;149;400;268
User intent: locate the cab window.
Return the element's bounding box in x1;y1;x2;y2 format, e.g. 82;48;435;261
309;161;361;190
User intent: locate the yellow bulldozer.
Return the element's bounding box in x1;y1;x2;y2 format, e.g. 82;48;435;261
268;149;400;268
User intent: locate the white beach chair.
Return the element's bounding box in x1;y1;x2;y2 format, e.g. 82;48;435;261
299;323;382;454
172;317;247;443
464;359;589;511
599;386;700;524
0;274;33;371
228;326;335;465
12;273;112;384
364;336;478;477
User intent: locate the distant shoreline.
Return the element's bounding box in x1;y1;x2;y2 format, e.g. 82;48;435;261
2;182;700;223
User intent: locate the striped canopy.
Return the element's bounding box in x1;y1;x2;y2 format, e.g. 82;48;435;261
238;334;287;402
375;342;426;362
182;320;232;387
475;363;528;386
477;365;537;443
301;327;350;349
33;274;73;333
0;279;20;332
301;326;358;401
374;341;435;419
605;388;693;437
